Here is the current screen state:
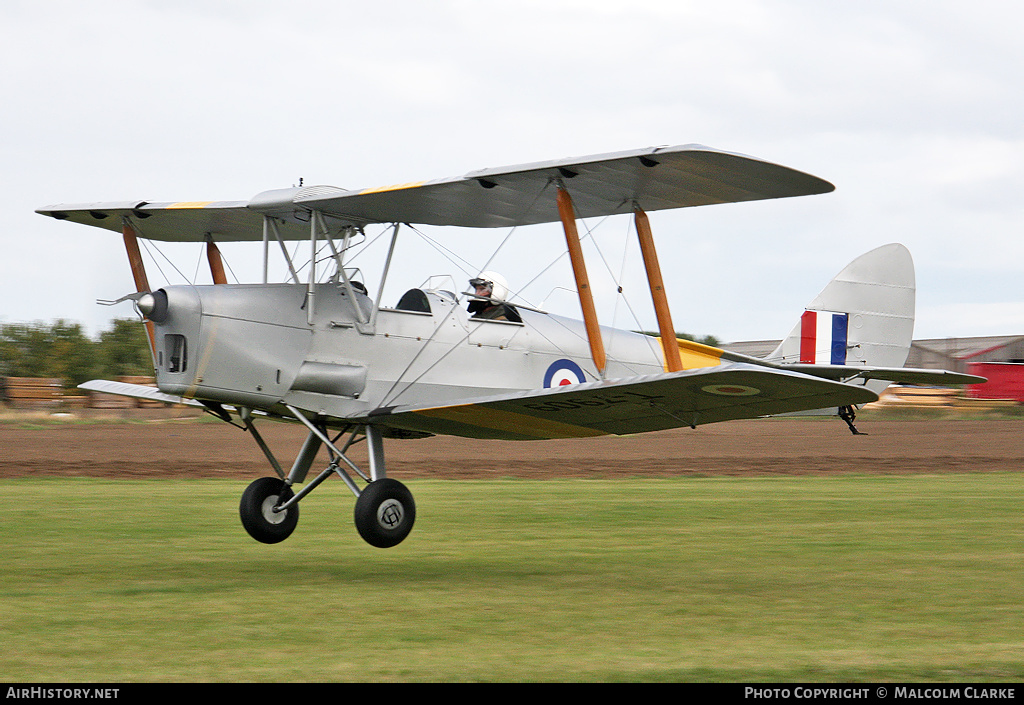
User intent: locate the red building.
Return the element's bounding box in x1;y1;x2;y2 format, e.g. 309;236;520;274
911;336;1024;403
965;363;1024;402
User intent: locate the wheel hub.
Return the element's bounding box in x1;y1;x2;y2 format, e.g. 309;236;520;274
261;495;287;524
376;499;405;529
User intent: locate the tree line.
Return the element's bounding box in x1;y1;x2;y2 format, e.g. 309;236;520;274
0;319;153;389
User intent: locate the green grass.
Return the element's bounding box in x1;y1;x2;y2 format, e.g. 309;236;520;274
2;476;1022;682
858;406;1024;421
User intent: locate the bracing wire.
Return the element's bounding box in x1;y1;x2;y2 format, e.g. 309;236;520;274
610;216;632;328
220;248;240;284
407;224;480;278
339;226;387;266
477;224;519;276
382;202;672;401
380;186;555;405
565;203;664;364
137;238;193;287
192;245;204;284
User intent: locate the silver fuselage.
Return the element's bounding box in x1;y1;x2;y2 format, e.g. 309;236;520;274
151;283;667;422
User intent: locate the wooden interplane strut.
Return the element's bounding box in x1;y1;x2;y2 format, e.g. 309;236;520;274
205;234;228;285
634;206;682;372
556;187;606;377
121;219;156;355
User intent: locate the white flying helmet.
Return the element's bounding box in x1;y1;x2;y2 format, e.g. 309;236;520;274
469;271;509;302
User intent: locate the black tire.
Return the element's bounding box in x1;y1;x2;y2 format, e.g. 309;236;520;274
353;479;416;548
239;477;299;544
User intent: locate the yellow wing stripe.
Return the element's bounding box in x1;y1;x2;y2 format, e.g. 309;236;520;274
166;201;215;209
359;181;426;195
413;404;607;439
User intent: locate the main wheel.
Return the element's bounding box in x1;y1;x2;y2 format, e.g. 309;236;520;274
354;479;416;548
239;477;299;544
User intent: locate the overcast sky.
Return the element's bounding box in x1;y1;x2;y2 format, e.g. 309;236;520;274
3;0;1022;344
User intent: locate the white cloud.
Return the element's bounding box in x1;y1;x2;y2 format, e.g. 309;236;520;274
917;302;1024;339
2;0;1023;344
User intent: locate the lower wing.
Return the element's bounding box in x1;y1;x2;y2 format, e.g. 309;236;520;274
362;363;879;440
80;361;979;441
78;380;204;407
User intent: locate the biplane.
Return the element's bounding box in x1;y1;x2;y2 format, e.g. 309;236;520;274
37;144;983;548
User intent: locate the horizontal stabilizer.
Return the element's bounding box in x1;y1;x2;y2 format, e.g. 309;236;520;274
782;365;986;386
361;363;877;440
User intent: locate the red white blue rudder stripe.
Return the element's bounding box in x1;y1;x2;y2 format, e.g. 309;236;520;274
799;310;849;364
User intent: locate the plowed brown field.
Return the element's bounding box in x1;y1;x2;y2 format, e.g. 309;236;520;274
2;413;1021;479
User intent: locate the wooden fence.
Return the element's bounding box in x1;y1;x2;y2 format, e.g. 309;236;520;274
866;385;1018;410
1;376;164;409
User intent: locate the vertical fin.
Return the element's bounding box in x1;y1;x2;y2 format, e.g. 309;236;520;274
770;243;916;392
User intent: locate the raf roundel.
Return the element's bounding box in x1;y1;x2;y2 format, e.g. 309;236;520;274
700;384;761;396
544;359;587;388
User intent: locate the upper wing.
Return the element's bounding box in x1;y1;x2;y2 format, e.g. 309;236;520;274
36;145;833;241
35;199;308;243
359;363;876;441
297;144;834;228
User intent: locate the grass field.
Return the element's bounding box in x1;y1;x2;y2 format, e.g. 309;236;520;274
2;475;1022;682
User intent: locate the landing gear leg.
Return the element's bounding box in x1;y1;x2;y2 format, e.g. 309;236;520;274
838;405;866;435
238;407;417;548
350;425;415;547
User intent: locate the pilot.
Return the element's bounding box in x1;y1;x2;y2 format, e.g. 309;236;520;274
468;271;521;322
